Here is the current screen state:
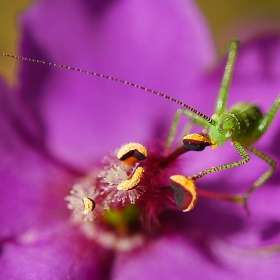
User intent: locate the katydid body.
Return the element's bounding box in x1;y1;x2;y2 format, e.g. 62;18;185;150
168;41;280;205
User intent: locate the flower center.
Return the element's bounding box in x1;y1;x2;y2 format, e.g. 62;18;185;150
65;142;198;250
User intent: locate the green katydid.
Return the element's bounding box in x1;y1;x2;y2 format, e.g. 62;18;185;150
166;40;279;208
1;40;279;210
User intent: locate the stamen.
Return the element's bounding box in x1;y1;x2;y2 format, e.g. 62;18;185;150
113;186;146;204
183;133;212;151
99;152;146;205
99;163;129;190
159;145;187;168
117;143;148;164
82;197;95;215
170;175;198;212
117;167;144;191
65;182;103;222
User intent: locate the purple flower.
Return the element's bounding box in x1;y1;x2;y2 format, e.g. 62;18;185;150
1;0;280;278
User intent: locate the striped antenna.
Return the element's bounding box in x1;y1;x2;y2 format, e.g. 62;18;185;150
0;53;215;125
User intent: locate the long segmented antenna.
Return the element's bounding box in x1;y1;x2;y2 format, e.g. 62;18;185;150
0;53;215;125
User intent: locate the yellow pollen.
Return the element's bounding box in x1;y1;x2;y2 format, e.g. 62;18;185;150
117;167;144;191
170;175;198;212
117;143;148;163
183;133;212;144
82;197;95;215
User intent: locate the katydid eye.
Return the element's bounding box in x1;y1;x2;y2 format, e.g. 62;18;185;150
218;116;237;137
225;129;234;138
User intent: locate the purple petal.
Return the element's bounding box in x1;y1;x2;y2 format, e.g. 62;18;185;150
112;233;280;279
0;74;168;279
17;0;215;170
0;77;113;278
0;226;113;279
0;80;72;238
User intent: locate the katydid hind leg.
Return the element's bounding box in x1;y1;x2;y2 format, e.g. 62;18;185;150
244;145;276;200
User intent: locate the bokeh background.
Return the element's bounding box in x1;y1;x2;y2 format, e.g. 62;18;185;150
1;0;280;83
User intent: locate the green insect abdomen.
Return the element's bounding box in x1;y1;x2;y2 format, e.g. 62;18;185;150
229;103;263;145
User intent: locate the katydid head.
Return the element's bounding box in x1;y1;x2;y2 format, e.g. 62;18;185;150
209;113;239;146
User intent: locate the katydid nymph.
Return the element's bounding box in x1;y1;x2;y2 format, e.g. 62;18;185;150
1;40;279;211
167;41;280;210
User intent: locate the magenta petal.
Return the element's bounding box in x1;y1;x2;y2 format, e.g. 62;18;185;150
0;228;113;279
112;234;280;279
0;121;71;240
0;78;75;238
0;76;112;278
17;0;215;170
